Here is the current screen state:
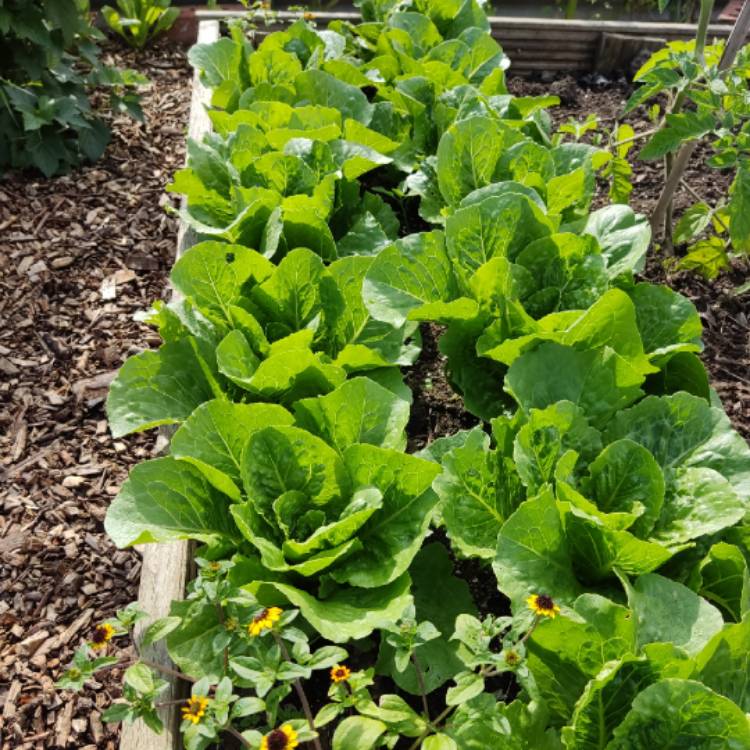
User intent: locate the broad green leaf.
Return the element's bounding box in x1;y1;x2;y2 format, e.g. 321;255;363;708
330;446;441;588
583;206;650;279
189;37;242;88
250;247;325;337
423;736;458;750
294;376;410;453
607;679;750;749
639;111;715;160
218;327;263;389
445;193;553;285
436;116;524;205
171;242;273;323
623;573;723;656
231;501;363;577
562;652;694;750
729;158;750;254
167;598;232;678
506;342;644;426
171;401;293;501
434;427;525;558
320;256;412;370
377;543;477;694
494;489;581;612
251;574;412;643
605;392;750;499
244;347;346;404
249;47;302;86
363;231;456;327
105;457;238;547
295;69;372;123
586;438;665;537
525;594;635;724
653;467;746;547
514;401;602;493
697;543;750;622
107;338;217;437
333;716;387;750
241;425;349;514
696;616;750;710
629;282;702;358
547;168;587;216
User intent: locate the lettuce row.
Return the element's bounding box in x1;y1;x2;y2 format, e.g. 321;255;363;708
103;0;750;744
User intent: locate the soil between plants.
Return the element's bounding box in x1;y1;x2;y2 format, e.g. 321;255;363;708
1;58;748;750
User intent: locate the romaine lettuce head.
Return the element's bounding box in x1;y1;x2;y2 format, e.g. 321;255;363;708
231;424;441;588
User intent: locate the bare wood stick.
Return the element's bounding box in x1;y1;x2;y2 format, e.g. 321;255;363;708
119;19;220;750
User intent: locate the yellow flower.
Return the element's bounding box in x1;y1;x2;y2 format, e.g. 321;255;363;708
330;664;351;683
261;724;299;750
181;696;210;725
527;593;561;619
248;607;283;637
303;11;315;19
89;623;115;651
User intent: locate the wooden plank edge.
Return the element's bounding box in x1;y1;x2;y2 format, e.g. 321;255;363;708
119;19;219;750
194;8;736;37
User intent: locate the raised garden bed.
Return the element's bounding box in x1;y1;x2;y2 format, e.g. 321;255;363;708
91;2;750;750
4;3;750;749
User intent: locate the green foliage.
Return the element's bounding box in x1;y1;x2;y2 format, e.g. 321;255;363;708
628;37;750;277
75;1;750;748
102;0;179;49
0;0;146;176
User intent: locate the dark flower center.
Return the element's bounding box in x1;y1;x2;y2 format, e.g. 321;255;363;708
536;594;554;610
267;729;289;750
254;608;269;624
91;626;108;644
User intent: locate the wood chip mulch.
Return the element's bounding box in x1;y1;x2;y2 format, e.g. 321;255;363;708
0;41;191;750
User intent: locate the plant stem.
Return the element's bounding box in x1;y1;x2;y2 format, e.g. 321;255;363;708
411;653;430;721
611;127;658;148
272;633;324;750
406;705;456;750
140;658;197;684
565;0;577;19
226;725;252;748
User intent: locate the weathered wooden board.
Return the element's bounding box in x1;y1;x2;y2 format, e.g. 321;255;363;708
195;9;739;74
119;19;219;750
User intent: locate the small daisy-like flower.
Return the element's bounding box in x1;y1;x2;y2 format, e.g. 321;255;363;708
181;696;210;725
89;623;115;651
225;616;239;632
527;593;561;619
248;607;283;637
503;649;521;667
330;664;351;683
261;724;299;750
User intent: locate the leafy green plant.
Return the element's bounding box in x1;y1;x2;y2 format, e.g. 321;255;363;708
101;0;180;49
623;0;750;277
0;0;146;176
55;0;750;747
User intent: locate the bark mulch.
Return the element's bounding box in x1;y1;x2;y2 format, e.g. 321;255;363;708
0;41;191;750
